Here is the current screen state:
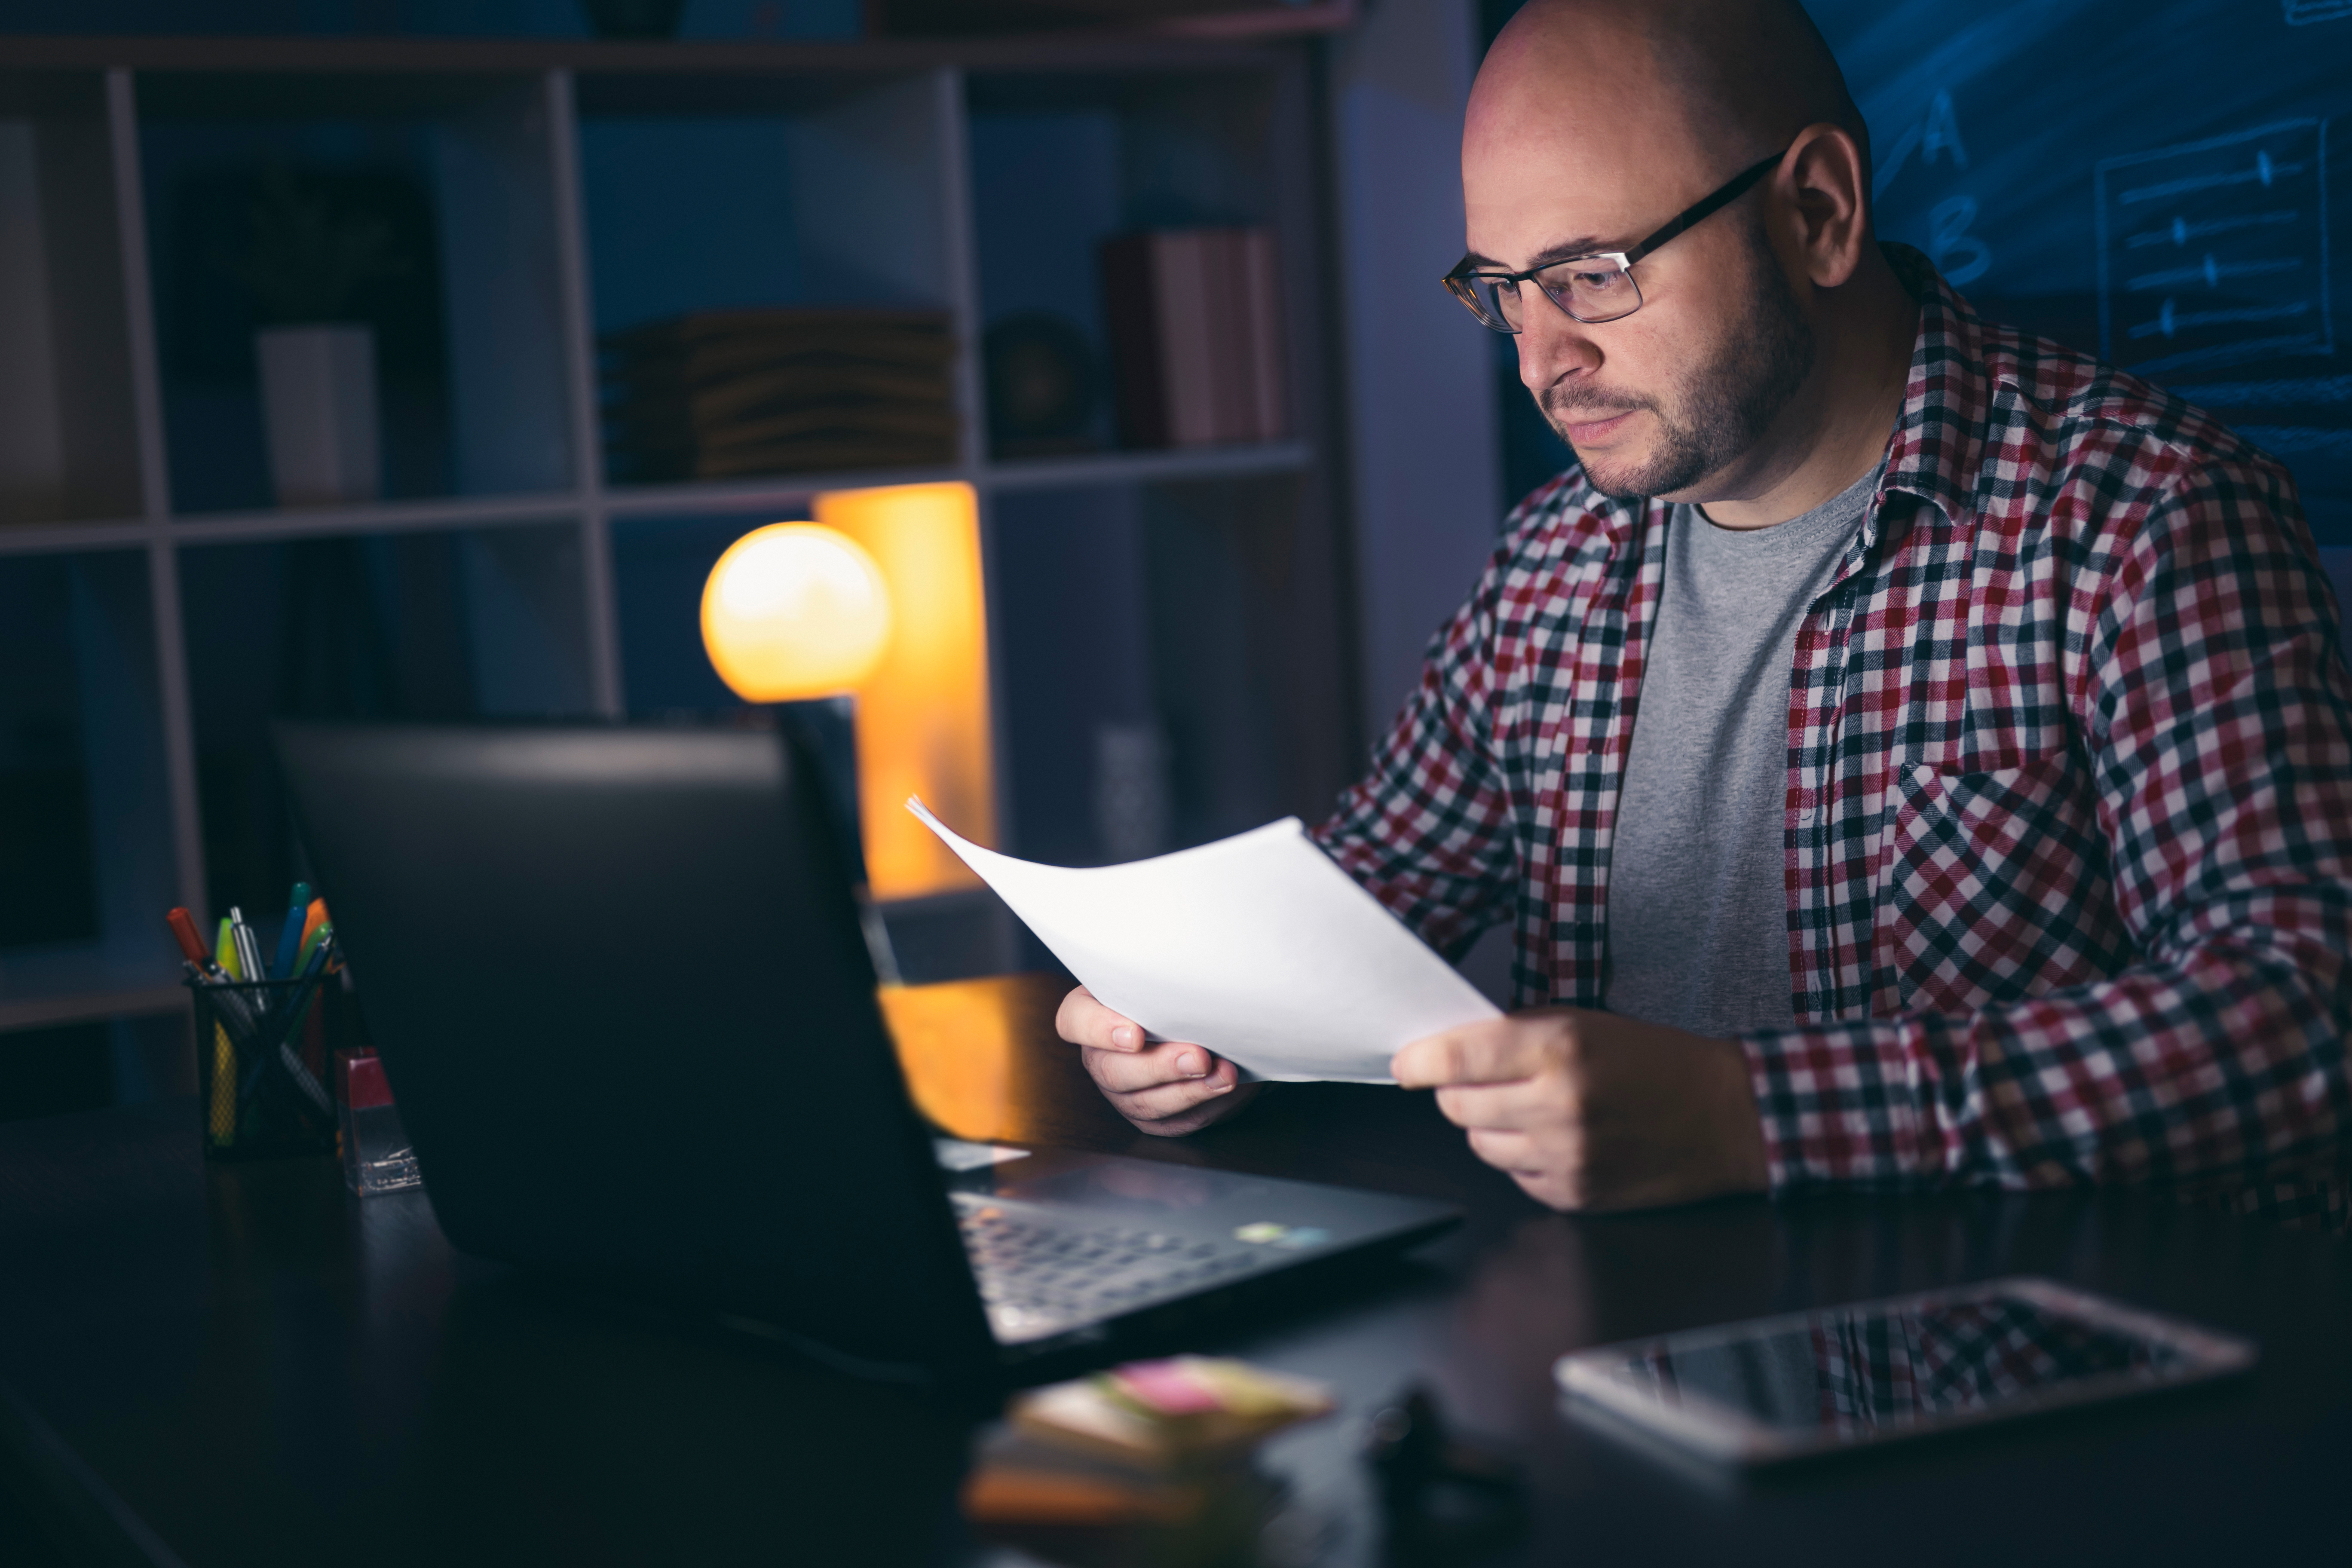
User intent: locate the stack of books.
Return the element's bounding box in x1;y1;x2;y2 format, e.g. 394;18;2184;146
600;308;958;483
1099;228;1288;449
962;1356;1334;1562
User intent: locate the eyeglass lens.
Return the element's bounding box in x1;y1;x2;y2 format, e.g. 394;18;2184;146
1458;256;1643;331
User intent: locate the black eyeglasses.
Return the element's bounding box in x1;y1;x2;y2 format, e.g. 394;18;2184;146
1442;147;1787;333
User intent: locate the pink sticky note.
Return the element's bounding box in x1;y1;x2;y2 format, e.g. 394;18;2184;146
1113;1360;1224;1416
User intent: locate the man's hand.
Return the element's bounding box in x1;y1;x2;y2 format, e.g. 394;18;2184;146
1390;1008;1769;1211
1058;986;1262;1136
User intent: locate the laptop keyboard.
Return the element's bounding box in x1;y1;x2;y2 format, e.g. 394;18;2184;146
955;1199;1266;1341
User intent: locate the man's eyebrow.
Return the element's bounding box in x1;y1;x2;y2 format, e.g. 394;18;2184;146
1459;236;1621;271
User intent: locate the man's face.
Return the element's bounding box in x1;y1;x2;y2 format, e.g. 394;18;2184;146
1462;92;1815;502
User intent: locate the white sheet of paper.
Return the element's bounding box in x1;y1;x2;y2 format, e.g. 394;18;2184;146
906;797;1500;1083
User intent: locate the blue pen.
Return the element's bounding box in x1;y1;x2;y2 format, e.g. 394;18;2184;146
271;881;313;980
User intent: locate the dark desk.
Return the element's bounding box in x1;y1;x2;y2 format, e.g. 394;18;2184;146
3;974;2347;1567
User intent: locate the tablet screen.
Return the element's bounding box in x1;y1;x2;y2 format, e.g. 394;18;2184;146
1559;1279;2253;1461
1605;1294;2184;1434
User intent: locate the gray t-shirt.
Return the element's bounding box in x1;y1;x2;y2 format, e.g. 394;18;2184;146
1604;458;1885;1037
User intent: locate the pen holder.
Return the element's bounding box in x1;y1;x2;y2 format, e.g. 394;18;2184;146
190;971;362;1160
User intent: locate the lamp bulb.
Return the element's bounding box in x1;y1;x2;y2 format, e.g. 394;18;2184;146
701;523;894;703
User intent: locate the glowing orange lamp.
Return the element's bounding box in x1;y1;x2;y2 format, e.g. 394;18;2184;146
700;484;995;900
701;523;893;701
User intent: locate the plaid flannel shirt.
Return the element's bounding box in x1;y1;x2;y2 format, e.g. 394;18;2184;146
1317;245;2352;1228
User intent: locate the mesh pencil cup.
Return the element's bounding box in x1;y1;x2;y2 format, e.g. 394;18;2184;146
190;971;356;1160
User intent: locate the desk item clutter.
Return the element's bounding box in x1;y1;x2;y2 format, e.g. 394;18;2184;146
1364;1384;1528;1561
964;1356;1335;1566
906;799;1498;1083
167;892;349;1159
1013;1357;1335;1470
338;1050;420;1195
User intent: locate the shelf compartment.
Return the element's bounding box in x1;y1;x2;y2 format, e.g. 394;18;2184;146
576;71;965;487
965;66;1290;462
991;484;1157;866
178;521;597;916
0;73;144;529
135;71;578;516
607;511;791;715
993;466;1348;864
0;549;183;1014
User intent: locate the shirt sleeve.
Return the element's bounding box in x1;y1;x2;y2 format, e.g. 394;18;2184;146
1310;536;1523;963
1740;458;2352;1200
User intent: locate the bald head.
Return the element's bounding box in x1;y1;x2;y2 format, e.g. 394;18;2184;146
1458;0;1916;518
1469;0;1867;190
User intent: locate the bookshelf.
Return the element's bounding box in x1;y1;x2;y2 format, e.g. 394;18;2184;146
0;35;1354;1046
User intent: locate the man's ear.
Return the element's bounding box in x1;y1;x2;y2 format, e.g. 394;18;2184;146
1774;121;1871;289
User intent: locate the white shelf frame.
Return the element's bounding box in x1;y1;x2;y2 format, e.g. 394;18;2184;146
0;45;1329;1035
0;443;1313;559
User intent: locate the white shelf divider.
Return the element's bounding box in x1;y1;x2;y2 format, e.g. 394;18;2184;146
105;66;207;924
937;66;986;477
984;439;1313;491
0;984;189;1036
0;442;1315;561
934;63;1022;869
545;67;625;720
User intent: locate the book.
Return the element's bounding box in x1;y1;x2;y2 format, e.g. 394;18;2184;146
1099;233;1170;449
1238;229;1288;443
1098;227;1289;450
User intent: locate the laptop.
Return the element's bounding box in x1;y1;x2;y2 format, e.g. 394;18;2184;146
273;719;1458;1384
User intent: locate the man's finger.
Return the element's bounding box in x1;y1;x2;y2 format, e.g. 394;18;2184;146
1105;1060;1243;1121
1391;1021;1550;1088
1056;986;1150;1052
1085;1040;1220;1093
1464;1126;1547;1176
1433;1077;1571;1133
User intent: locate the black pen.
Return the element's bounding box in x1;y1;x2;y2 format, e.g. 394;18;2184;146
180;959;263;1040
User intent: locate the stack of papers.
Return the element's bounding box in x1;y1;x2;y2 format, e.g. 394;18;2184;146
908;799;1498;1083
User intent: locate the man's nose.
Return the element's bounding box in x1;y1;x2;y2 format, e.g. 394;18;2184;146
1515;295;1603;392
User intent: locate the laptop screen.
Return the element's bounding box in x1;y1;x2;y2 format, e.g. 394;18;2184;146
275;719;997;1378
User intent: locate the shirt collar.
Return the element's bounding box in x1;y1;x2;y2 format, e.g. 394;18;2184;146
1876;242;1989;526
1570;244;1982;553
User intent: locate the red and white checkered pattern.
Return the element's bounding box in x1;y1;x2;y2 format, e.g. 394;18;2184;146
1317;245;2352;1229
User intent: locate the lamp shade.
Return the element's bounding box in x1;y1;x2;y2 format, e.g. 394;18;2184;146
813;482;994;898
700;523;894;702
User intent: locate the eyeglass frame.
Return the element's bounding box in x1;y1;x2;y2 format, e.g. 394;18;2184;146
1441;147;1788;332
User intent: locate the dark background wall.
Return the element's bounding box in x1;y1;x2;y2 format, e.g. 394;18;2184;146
1816;0;2350;542
1479;0;2352;542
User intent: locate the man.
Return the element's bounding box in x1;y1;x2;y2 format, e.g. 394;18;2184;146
1060;0;2352;1225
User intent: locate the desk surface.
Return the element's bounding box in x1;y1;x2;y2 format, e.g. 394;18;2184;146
2;973;2347;1567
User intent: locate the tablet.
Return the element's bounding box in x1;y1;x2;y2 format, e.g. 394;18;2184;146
1555;1276;2254;1467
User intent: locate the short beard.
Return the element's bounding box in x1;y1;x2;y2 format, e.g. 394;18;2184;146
1540;225;1818;502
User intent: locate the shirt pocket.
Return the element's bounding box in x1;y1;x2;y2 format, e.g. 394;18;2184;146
1877;749;2134;1016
